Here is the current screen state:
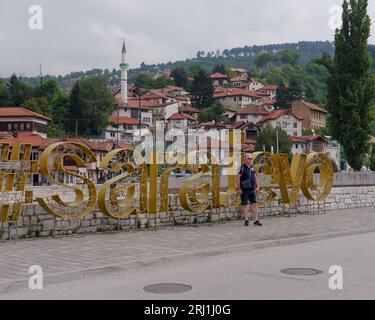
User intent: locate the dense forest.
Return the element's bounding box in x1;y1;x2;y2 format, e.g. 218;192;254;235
0;41;339;89
3;41;375;92
2;40;375;111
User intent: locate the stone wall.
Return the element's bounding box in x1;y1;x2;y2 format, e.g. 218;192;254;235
1;186;374;241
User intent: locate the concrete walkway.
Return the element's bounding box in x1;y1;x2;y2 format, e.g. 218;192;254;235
0;207;374;293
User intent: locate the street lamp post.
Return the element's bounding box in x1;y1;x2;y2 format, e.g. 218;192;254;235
138;87;141;131
276;125;279;154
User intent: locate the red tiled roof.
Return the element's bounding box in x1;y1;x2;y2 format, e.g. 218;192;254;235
0;132;134;152
210;73;228;79
235;106;269;115
214;88;262;99
245;138;257;145
242;145;256;152
233;121;257;129
299;101;328;114
253;91;271;97
231;68;247;73
126;99;158;108
0;131;47;147
108;115;148;126
291;135;326;143
0;107;52;121
167;113;196;121
263;99;275;105
257;109;303;125
166;85;184;92
259;85;278;91
230;76;247;82
63;165;79;171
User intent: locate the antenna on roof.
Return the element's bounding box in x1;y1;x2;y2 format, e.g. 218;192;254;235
39;63;43;84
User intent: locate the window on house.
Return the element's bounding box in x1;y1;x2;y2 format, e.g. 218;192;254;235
240;114;247;120
293;122;297;128
110;133;115;138
283;122;287;128
293;132;298;136
295;144;299;149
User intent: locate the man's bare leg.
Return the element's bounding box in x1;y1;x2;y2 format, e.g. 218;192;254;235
242;204;249;221
252;203;259;221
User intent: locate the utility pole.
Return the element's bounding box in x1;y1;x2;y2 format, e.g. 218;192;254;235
39;63;43;84
117;104;120;144
138;87;141;131
276;126;279;154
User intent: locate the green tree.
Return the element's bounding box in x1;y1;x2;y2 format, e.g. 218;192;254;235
171;68;188;88
135;73;154;89
278;49;301;65
198;102;225;123
190;69;215;110
7;74;33;106
275;80;303;110
51;91;70;127
369;145;375;171
255;52;275;69
69;76;114;136
212;64;227;74
23;97;52;118
153;75;173;89
38;79;60;101
317;0;375;170
188;64;205;78
0;78;12;105
256;124;292;158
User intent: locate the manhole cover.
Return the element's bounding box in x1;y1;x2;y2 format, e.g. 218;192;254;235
280;268;323;276
143;283;192;294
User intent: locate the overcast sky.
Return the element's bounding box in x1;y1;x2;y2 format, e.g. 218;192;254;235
1;0;375;77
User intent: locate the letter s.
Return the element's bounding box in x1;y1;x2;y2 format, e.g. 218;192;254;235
36;142;97;219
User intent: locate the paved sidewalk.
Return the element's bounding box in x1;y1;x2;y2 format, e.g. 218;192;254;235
1;207;375;292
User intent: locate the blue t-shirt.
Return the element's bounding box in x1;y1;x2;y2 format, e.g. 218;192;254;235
239;164;256;191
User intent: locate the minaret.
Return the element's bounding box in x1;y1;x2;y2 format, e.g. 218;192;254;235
120;40;128;104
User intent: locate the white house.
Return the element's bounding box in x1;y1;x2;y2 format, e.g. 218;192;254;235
0;107;51;139
233;106;269;124
246;80;265;92
257;109;303;137
214;88;263;110
256;85;278;100
210;73;229;86
166;113;197;132
107;115;149;144
230;76;248;88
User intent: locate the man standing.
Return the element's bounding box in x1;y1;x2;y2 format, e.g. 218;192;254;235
236;153;262;227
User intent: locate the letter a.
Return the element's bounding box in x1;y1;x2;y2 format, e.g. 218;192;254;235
29;265;43;290
329;265;343;290
28;5;43;30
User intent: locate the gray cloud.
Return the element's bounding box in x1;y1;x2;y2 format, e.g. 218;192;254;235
1;0;374;77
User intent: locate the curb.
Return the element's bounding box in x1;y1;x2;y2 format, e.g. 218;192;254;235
1;226;375;294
